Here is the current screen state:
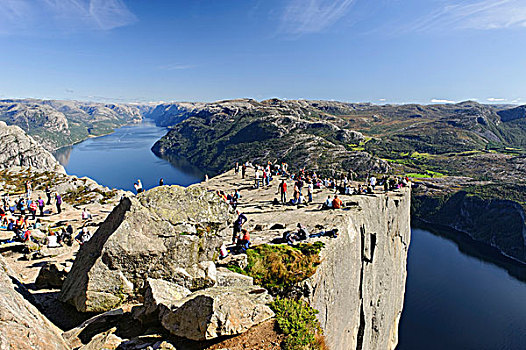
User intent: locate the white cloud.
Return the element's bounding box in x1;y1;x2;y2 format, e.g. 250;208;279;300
487;97;507;102
280;0;356;34
409;0;526;32
0;0;136;34
159;63;196;71
379;98;387;101
431;99;456;104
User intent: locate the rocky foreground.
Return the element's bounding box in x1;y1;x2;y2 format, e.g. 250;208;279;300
0;167;410;350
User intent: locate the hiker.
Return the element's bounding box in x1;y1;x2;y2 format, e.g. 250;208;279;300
232;212;247;244
55;193;62;214
310;228;339;239
133;182;140;193
47;231;61;248
278;180;287;204
242;163;246;178
37;196;45;217
322;196;332;210
332;195;343;209
25;180;32;198
45;186;52;205
159;178;164;186
370;176;377;190
237;229;251;253
137;179;144;193
235;162;239;174
75;227;92;245
296;223;308;241
307;181;313;203
29;200;37;220
219;242;229;258
81;208;92;220
204;174;209;182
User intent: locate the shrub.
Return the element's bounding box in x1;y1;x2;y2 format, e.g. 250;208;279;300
271;297;326;350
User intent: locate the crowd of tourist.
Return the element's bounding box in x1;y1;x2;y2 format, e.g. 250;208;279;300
215;160;411;257
0;180;94;249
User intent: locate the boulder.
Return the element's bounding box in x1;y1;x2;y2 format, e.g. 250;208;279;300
161;286;274;341
135;278;191;323
216;253;248;270
78;328;122;350
216;267;254;287
0;255;69;350
35;262;70;289
60;186;233;312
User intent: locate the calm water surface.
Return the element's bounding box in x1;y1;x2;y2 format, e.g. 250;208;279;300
398;228;526;350
54;120;204;192
55;122;526;349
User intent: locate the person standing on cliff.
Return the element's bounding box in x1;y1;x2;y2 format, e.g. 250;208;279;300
241;163;246;179
37;196;45;217
45;186;52;205
55;193;62;214
159;178;164;186
235;162;239;174
278;179;287;204
232;212;247;244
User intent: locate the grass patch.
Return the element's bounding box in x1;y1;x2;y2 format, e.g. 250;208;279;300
227;242;324;294
406;170;445;178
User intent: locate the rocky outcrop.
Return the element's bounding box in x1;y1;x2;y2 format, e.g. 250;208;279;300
160;285;274;341
0;121;64;171
306;189;411;350
0;255;69;350
60;185;233;312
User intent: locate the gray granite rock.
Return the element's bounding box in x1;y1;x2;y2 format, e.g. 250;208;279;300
60;185;234;312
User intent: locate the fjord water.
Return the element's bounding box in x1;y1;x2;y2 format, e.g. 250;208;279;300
54;121;526;349
397;228;526;350
54;120;204;192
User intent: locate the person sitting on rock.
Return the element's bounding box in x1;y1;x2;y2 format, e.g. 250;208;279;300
236;229;251;253
332;195;343;209
296;223;308;241
81;208;92;221
47;231;61;248
322;196;332;210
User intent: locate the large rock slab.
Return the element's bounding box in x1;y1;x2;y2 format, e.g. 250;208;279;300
60;185;233;312
0;121;64;171
0;255;69;350
161;286;274;341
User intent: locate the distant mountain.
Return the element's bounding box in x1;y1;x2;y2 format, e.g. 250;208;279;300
152;99;388;176
150;99;526;182
0;99;143;150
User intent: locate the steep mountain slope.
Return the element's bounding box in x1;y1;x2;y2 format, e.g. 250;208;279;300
152;99;387;175
0;99;143;150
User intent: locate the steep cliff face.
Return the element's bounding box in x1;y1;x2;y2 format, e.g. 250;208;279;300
0;121;64;172
307;189;411;350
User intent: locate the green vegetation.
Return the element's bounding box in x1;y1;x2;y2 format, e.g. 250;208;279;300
271;298;326;350
63;186;118;205
465;183;526;212
228;242;324;293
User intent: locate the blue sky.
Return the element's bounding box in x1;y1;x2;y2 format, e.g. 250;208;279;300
1;0;526;104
